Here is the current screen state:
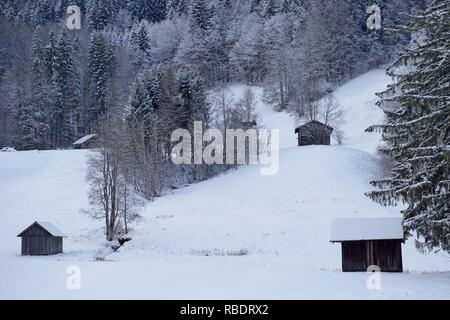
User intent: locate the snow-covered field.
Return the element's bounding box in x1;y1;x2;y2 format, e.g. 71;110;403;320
0;70;449;299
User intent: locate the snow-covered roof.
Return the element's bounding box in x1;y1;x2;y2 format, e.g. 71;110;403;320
35;221;67;237
330;217;403;242
295;120;333;133
73;134;97;145
18;221;67;237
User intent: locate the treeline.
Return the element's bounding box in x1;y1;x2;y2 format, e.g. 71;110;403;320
0;0;424;150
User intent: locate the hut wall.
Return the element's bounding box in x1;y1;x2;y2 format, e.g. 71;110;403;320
20;224;63;255
371;240;403;272
297;124;331;146
341;241;367;272
341;240;403;272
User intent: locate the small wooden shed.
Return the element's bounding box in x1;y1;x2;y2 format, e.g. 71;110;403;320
17;221;67;256
295;120;333;146
242;120;257;129
330;218;404;272
72;134;98;149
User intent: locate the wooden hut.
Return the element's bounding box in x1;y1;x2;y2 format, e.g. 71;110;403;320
295;120;333;146
330;218;404;272
17;221;67;256
242;120;257;129
72;134;98;149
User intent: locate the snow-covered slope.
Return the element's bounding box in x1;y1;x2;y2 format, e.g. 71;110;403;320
335;69;392;154
1;70;449;299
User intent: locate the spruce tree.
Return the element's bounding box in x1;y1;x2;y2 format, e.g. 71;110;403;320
87;0;117;31
130;21;151;67
16;32;52;150
129;66;162;143
127;0;167;23
53;30;78;147
88;32;116;127
262;0;277;18
166;0;189;18
177;68;209;128
249;0;262;14
44;32;57;81
190;0;211;32
366;0;450;253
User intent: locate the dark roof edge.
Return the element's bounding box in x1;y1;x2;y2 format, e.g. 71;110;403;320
295;120;333;131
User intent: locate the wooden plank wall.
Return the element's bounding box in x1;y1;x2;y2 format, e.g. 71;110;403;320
341;240;403;272
20;224;63;255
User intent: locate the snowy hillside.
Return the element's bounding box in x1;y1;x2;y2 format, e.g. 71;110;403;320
0;70;449;299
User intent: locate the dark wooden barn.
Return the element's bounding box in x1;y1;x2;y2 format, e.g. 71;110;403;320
17;221;67;256
242;120;257;129
330;218;404;272
295;120;333;146
72;134;98;149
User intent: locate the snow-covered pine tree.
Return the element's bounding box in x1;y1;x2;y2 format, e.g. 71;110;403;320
52;30;78;148
87;0;120;31
30;0;58;25
130;21;151;67
158;65;183;148
44;32;57;82
177;67;211;181
0;0;17;20
88;32;117;129
166;0;189;19
249;0;263;15
222;0;233;11
281;0;305;17
127;0;167;23
229;14;267;84
366;0;450;253
189;0;212;32
129;66;162;142
205;0;234;82
10;32;49;151
127;65;168;198
142;66;163;115
129;77;150;124
71;34;90;138
262;0;277;19
27;31;52;150
176;0;212;81
177;67;209;130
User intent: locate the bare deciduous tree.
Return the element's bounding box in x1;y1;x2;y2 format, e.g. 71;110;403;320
210;87;235;133
126;114;169;199
237;86;258;123
297;78;322;122
83;116;142;241
319;94;345;144
321;95;343;127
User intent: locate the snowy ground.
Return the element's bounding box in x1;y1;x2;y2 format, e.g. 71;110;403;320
0;70;449;299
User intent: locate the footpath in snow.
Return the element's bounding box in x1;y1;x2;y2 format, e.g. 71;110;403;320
0;69;449;299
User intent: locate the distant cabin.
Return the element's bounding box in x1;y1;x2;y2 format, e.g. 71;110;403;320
242;120;257;129
330;218;404;272
295;120;333;146
72;134;98;149
17;221;67;256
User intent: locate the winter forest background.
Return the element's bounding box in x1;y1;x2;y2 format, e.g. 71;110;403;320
0;0;424;149
0;0;448;253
